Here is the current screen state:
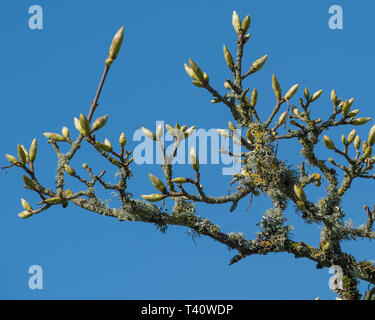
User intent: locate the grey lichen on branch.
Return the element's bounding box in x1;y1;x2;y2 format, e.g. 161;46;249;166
3;11;375;300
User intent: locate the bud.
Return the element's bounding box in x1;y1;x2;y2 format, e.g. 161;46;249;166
43;132;66;142
79;113;91;136
348;97;354;107
190;147;199;171
181;125;188;132
249;55;268;74
292;106;299;116
192;80;205;87
328;158;335;164
285;84;299;100
223;45;235;72
210;98;220;103
21;198;33;212
44;197;62;205
250;88;258;107
172;177;188;184
347;129;356;145
304;87;310;101
362;146;372;159
341;134;346;145
347;109;359;118
224;81;231;90
106;26;124;66
188;58;204;81
354;136;361;150
217;129;230;138
18;210;32;219
141;194;167;202
312;173;321;181
278;111;288;126
296;200;306;210
17;144;26;165
246;129;255;144
26;139;37;164
141;127;156;140
62;126;70;139
82;163;88;169
294;184;307;202
21;145;30;163
272;74;282;100
362;140;368;154
184;63;198;80
232;11;241;34
311;90;323;102
119;132;127;147
148;173;166;192
74;117;85;135
104;138;112;150
368;125;375;146
243;33;251;43
92;114;109;131
96;141;112;152
22;175;36;189
241;15;251;33
323;135;335;150
5;154;19;165
342;100;350;117
352;117;371;125
331;90;337;104
64;164;75;176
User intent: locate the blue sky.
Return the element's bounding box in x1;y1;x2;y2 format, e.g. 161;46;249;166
1;0;374;299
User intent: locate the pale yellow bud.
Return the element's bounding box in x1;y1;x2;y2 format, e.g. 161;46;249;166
278;111;288;126
190;147;199;171
311;90;323;102
352;117;371;125
331;90;337;104
64;164;75;176
347;129;356;145
141;127;156;140
92;114;109;131
232;11;241;34
43;132;66;142
223;45;235;72
62;126;70;139
294;185;307;202
272;74;282;100
141;194;167;202
17;144;26;165
241;15;251;33
21;198;33;212
251;88;258;107
119;132;127;147
354;136;361;150
148;173;166;192
249;55;268;74
18;210;33;219
323;135;335;150
79;113;91;136
284;84;299;100
172;177;188;184
106;26;124;66
188;58;204;81
368;125;375;146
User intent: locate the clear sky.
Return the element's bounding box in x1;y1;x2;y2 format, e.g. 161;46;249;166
1;0;374;299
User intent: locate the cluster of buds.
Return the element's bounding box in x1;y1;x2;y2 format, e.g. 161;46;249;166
142;123;196;141
184;59;209;88
232;11;251;36
5;138;38;168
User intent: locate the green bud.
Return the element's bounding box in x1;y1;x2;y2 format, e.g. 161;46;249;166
184;63;199;80
64;164;75;176
285;84;299;100
5;154;19;165
331;90;337;104
96;141;112;152
368;125;375;146
294;184;307;202
74;117;85;135
104;138;112;150
243;33;251;43
141;194;167;202
21;198;33;212
342;100;350;117
354;136;361;150
272;74;282;100
79;113;91;136
203;72;209;83
148;173;166;192
362;140;368;154
341;134;346;145
192;80;205;87
347;109;359;118
17;144;26;165
347;129;356;145
141;127;156;140
224;81;231;90
29;138;37;163
106;26;124;66
278;111;288;126
18;210;33;219
352;117;371;125
44;197;62;205
311;90;323;102
348;97;354;107
43;132;66;142
362;146;372;159
323;135;335;150
82;163;88;169
241;15;251;33
232;11;241;34
119;132;127;147
22;175;36;189
249;55;268;74
223;45;235;72
250;88;258;107
172;177;188;184
188;58;204;81
304;87;310;101
190;147;199;171
92;114;109;131
62;126;70;139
